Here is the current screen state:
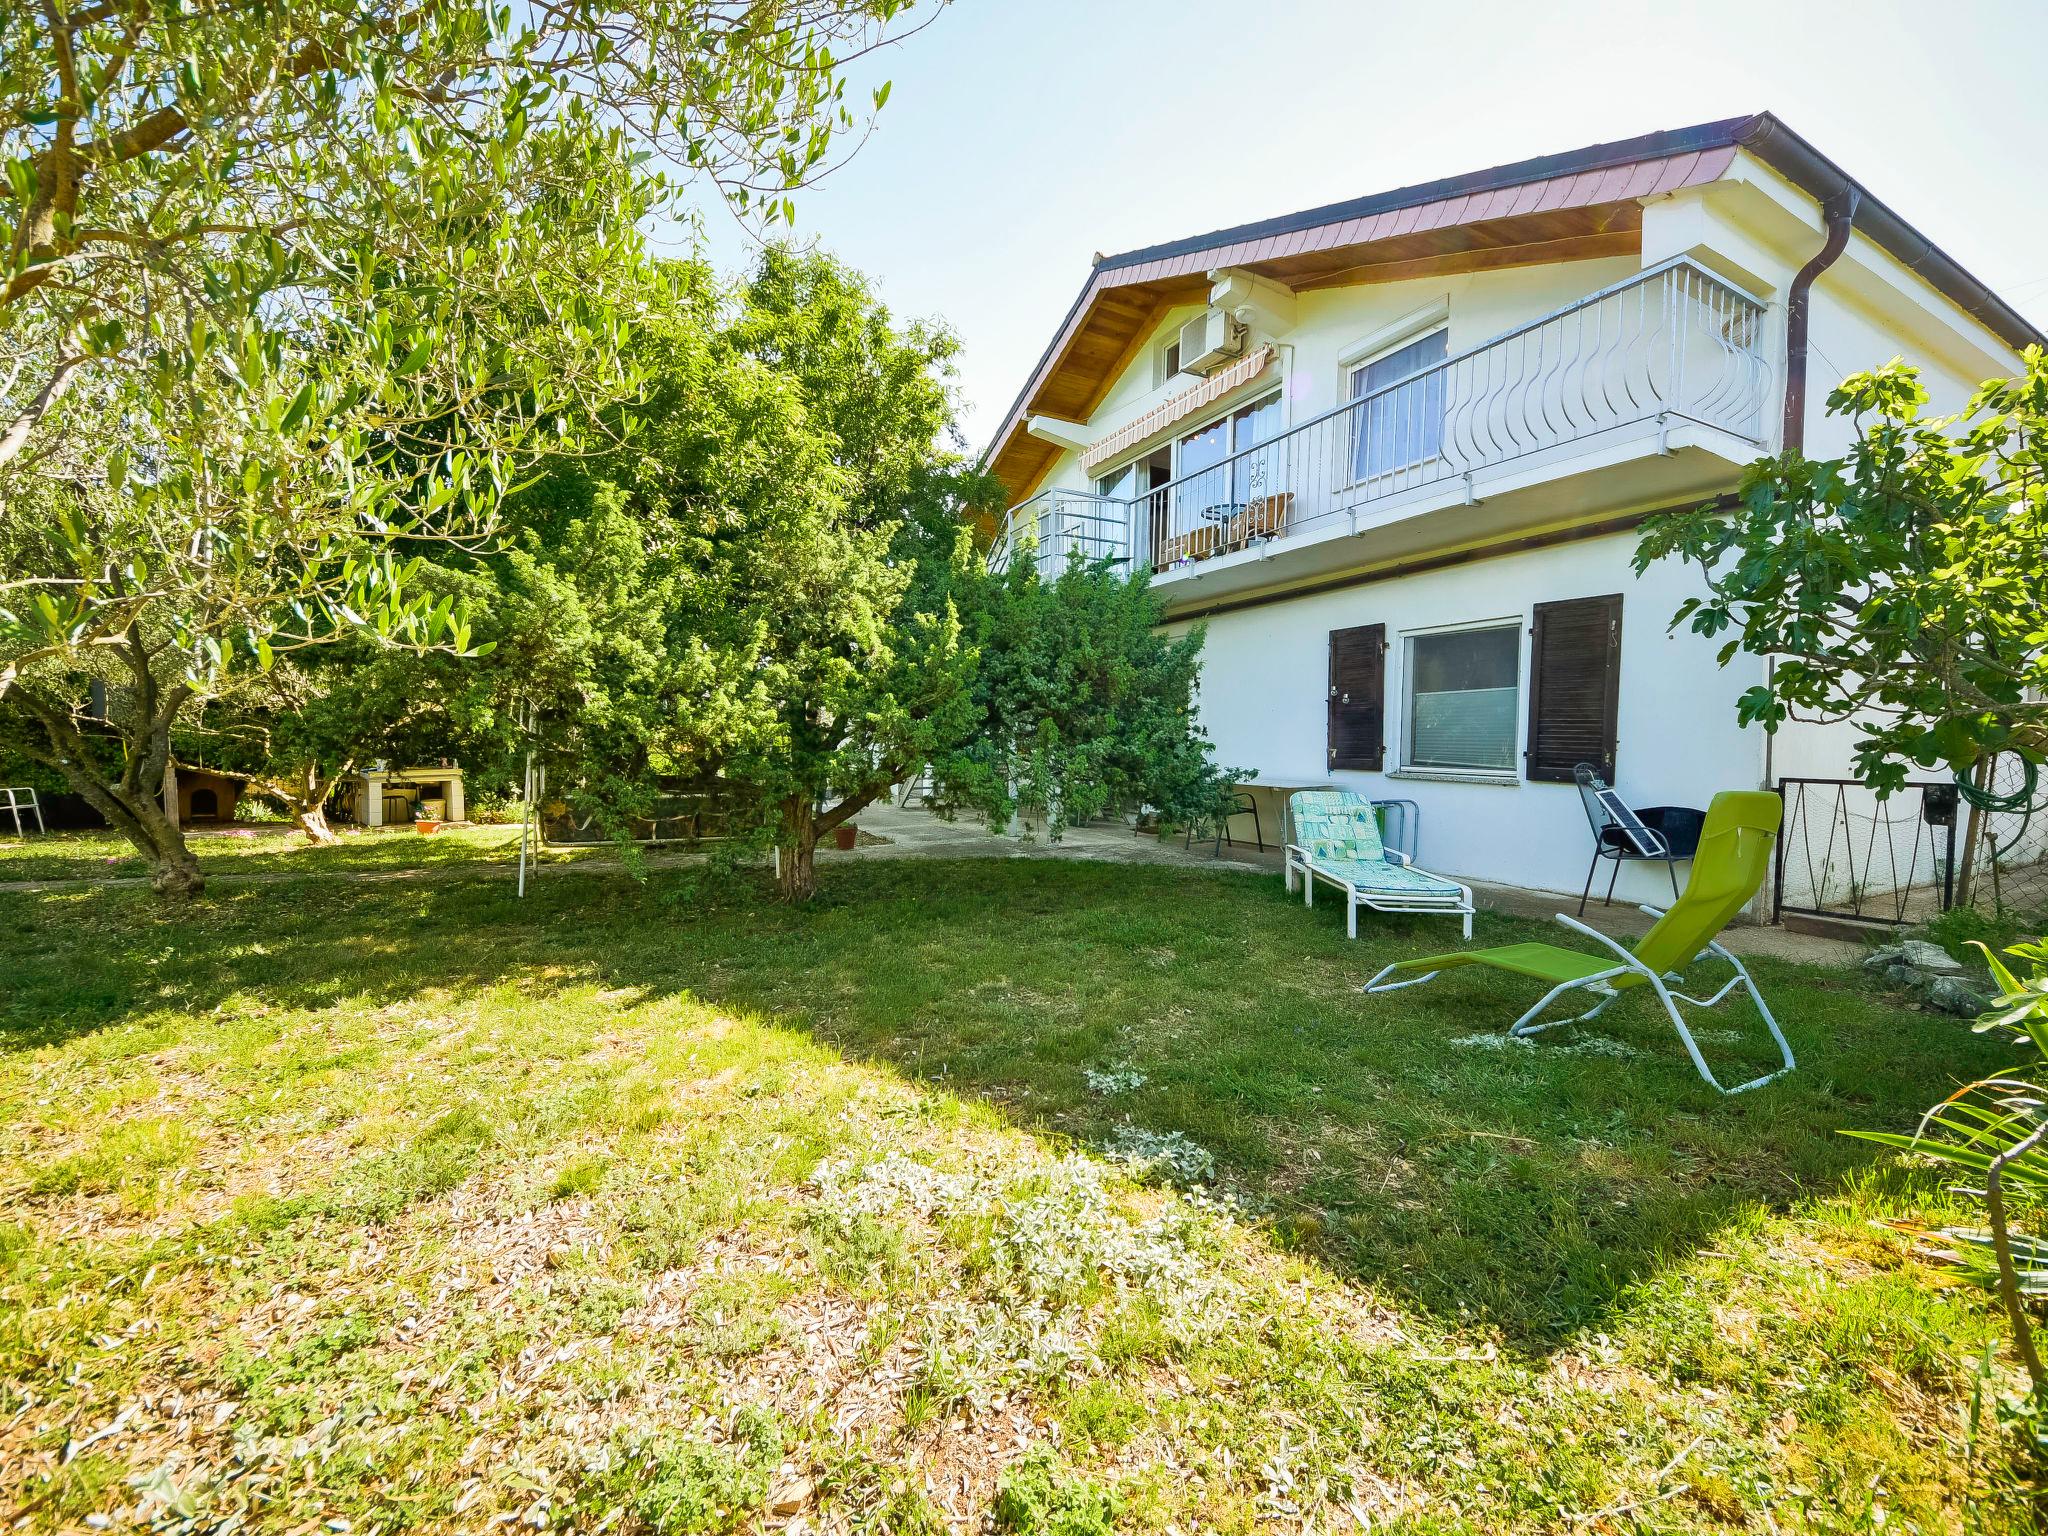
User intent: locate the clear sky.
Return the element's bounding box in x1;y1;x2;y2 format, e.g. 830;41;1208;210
692;0;2048;453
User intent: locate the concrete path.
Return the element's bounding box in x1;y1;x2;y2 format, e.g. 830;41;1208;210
850;803;1864;965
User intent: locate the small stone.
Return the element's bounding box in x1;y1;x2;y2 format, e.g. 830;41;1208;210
1925;976;1990;1017
1898;940;1963;974
1863;945;1906;973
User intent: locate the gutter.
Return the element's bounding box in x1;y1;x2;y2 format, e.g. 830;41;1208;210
1730;113;2042;365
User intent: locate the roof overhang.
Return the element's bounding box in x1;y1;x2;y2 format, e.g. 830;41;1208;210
981;112;2046;503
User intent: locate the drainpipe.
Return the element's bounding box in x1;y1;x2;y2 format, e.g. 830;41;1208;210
1779;186;1860;455
1761;183;1856;844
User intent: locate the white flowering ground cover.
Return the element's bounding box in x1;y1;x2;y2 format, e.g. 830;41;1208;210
0;853;2029;1531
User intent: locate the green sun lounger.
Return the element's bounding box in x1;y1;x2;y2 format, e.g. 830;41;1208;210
1363;790;1794;1094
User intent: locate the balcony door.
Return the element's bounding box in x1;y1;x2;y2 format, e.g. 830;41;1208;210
1172;390;1284;515
1350;329;1447;483
1099;449;1174;569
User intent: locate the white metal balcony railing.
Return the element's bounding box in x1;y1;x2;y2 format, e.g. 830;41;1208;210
986;257;1769;580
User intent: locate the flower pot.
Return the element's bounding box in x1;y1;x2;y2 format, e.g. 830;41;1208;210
415;819;441;836
833;824;858;851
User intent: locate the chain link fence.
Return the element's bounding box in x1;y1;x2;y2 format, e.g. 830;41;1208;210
1775;757;2048;925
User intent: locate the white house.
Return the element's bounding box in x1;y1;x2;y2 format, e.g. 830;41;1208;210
981;113;2041;905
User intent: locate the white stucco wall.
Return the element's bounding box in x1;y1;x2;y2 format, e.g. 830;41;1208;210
1167;531;1767;902
1638;163;2022;792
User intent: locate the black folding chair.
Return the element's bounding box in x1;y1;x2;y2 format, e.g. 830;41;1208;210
1187;790;1264;858
1573;763;1684;915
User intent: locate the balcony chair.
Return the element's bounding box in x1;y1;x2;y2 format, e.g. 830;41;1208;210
1158;524;1223;567
1225;491;1293;552
1572;763;1703;915
1286;790;1474;940
1362;790;1792;1095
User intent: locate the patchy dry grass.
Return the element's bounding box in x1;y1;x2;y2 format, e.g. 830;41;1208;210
0;847;2032;1532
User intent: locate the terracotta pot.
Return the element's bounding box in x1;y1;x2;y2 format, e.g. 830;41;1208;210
415;819;441;835
833;824;858;851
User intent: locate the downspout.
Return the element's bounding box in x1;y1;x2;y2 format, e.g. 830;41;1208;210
1764;183;1856;852
1779;186;1860;454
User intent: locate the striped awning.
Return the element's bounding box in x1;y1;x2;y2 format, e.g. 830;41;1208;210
1079;344;1274;472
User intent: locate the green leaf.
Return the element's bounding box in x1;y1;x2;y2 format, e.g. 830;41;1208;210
279;380;316;433
395;337;435;375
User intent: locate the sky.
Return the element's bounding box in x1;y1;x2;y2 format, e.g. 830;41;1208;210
690;0;2048;454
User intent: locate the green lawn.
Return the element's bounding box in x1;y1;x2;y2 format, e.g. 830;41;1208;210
0;823;557;883
0;843;2030;1531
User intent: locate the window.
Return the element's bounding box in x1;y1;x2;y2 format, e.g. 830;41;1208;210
1526;595;1623;782
1174;389;1283;507
1176;411;1228;484
1404;624;1520;773
1156;337;1183;388
1229;391;1283;501
1350;328;1448;481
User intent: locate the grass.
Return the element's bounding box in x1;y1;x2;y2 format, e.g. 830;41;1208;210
0;823;569;883
0;838;2033;1531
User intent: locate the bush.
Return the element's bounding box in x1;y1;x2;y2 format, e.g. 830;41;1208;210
465;787;521;824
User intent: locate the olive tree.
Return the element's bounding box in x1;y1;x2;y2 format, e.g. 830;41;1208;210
0;0;930;893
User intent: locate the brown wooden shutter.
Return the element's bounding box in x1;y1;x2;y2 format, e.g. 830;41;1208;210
1526;595;1622;783
1327;624;1386;771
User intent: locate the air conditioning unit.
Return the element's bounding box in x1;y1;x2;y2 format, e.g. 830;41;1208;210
1177;308;1246;375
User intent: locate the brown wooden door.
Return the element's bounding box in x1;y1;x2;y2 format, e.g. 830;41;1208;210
1327;624;1386;771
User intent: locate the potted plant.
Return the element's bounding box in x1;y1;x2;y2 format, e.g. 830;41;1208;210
833;823;859;851
415;813;441;836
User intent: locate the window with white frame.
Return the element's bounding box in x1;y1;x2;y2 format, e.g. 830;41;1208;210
1403;623;1521;773
1154;335;1184;389
1350;328;1448;482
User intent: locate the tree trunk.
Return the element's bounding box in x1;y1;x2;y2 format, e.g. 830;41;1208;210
10;663;204;897
136;809;204;897
777;777;899;901
1955;756;1992;910
51;747;203;896
297;804;338;844
777;796;818;901
275;762;345;845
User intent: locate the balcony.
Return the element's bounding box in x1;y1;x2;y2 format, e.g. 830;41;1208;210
987;258;1770;595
